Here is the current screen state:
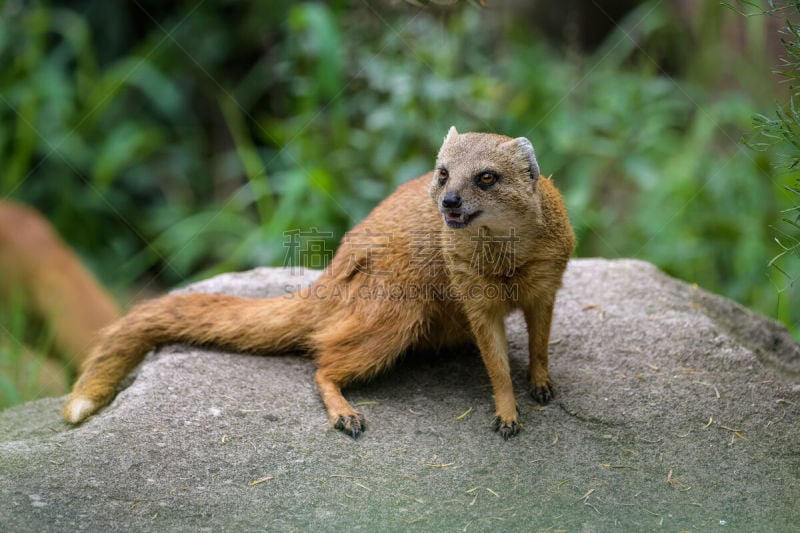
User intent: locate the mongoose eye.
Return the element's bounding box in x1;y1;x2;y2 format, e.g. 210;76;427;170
477;172;498;189
437;168;449;185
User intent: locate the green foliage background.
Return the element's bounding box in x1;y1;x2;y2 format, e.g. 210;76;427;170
1;0;798;405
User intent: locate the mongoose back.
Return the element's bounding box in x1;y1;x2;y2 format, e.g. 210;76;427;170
63;127;575;439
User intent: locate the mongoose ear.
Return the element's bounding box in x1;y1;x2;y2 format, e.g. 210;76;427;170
444;126;458;143
437;126;459;160
500;137;539;179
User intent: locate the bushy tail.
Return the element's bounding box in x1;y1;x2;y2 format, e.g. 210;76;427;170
62;292;313;423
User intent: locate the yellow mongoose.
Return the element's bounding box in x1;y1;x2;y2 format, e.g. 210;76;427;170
62;127;575;439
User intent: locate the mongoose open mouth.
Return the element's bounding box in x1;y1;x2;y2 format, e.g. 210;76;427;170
442;209;482;229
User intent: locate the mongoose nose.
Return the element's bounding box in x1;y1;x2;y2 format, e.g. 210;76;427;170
442;193;462;209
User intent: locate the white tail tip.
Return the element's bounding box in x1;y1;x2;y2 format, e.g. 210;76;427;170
63;397;96;424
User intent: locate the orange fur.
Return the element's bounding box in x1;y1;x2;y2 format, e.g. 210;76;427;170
63;129;575;439
0;201;119;368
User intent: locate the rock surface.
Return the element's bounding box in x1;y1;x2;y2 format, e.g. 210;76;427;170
1;259;798;531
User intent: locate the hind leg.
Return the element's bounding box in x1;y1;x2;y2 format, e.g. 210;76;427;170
312;316;415;438
315;369;367;438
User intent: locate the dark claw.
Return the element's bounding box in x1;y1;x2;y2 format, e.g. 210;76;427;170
334;413;366;439
492;416;521;440
531;383;554;404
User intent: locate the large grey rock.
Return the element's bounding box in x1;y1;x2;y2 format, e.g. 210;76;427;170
1;259;798;531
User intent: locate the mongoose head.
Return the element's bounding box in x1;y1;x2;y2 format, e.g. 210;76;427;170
430;126;540;232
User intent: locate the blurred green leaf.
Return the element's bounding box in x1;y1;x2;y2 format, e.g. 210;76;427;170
92;122;164;188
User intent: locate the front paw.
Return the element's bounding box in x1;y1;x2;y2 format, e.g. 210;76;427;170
492;416;521;440
531;382;554;404
334;412;367;439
